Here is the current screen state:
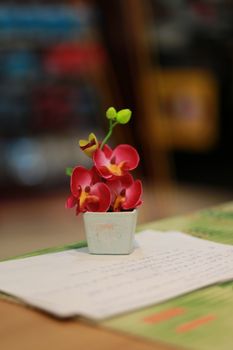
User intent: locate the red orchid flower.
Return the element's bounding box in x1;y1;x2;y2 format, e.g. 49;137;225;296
93;144;139;179
106;173;143;212
66;166;111;214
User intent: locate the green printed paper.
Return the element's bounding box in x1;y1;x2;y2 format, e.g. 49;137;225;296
102;202;233;350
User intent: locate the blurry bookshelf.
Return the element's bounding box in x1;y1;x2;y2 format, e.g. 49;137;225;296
117;0;233;187
147;0;233;187
0;1;115;193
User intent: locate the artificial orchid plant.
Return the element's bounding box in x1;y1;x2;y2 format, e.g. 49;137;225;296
66;107;143;215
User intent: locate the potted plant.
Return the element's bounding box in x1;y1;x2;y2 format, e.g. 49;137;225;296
66;107;143;254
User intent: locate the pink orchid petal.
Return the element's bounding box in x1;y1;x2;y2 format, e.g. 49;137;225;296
90;166;101;184
119;173;134;187
106;178;122;205
93;148;109;167
106;178;121;193
65;195;77;208
113;144;139;171
71;166;92;196
93;149;111;178
85;202;99;212
96;164;113;179
106;173;134;205
86;182;111;212
106;173;134;192
135;199;143;207
102;144;112;158
122;180;143;210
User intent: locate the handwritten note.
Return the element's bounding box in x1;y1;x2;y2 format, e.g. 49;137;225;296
1;231;233;320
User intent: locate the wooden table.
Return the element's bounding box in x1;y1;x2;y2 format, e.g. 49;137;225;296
0;298;173;350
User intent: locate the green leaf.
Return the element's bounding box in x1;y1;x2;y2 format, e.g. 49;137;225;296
116;109;132;124
106;107;117;120
66;167;73;176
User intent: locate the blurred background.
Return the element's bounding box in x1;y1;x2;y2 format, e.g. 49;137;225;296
1;0;233;259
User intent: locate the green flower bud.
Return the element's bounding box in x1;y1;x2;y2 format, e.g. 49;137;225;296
116;109;132;124
106;107;117;120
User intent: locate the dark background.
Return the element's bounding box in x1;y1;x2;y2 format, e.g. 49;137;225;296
0;0;233;195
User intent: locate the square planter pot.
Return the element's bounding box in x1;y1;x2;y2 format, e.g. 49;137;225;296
83;210;138;255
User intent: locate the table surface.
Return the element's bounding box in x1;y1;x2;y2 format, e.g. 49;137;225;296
0;299;174;350
1;201;233;350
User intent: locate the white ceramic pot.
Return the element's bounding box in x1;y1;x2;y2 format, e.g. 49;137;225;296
83;210;138;255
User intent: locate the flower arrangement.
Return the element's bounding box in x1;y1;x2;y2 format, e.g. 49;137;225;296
66;107;143;215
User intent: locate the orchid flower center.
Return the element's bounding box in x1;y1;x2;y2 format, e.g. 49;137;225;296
79;185;99;210
113;188;126;211
107;159;126;176
85;186;91;193
110;156;116;164
79;188;89;208
120;189;126;196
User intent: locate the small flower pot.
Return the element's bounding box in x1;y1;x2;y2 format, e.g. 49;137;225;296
83;210;138;255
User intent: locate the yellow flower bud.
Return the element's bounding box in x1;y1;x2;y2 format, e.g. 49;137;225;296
79;133;98;158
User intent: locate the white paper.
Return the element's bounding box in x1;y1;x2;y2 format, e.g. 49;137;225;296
1;230;233;320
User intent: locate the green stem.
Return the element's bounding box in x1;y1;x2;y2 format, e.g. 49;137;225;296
100;120;118;149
